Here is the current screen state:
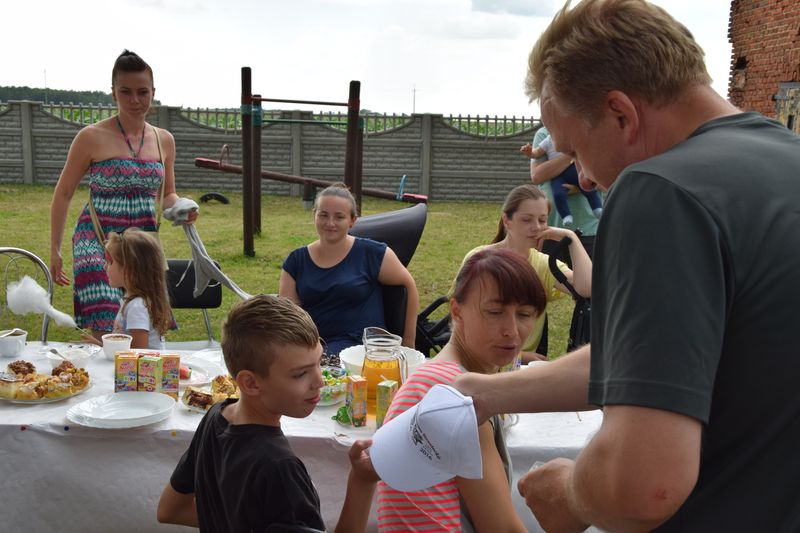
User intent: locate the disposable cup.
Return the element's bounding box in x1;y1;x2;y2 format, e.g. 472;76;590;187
102;333;133;361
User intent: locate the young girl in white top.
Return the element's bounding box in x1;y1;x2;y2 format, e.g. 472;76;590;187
101;227;170;349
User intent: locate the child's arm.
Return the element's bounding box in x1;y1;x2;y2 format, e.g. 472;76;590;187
333;439;379;533
156;482;198;527
128;328;150;350
530;145;547;159
531;154;573;185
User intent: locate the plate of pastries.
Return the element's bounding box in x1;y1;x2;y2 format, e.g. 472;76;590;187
0;359;91;403
182;374;239;413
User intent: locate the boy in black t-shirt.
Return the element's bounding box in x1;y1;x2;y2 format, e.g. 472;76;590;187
157;294;377;532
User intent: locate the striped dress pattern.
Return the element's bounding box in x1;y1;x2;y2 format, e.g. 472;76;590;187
72;158;163;331
377;361;466;532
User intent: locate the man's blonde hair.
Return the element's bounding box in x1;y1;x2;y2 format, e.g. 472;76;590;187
525;0;711;120
221;295;319;377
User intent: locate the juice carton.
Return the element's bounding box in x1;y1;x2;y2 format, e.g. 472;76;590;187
375;379;398;429
346;375;367;427
160;353;180;400
137;354;163;393
114;352;139;392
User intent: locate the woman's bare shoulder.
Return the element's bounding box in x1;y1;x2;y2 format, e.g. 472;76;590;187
69;122;115;158
153;126;175;144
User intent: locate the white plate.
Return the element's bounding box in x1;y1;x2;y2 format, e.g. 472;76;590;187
190;348;225;364
66;391;175;429
181;357;225;387
37;343;102;358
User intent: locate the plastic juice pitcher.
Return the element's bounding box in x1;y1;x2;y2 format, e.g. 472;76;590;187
361;327;406;416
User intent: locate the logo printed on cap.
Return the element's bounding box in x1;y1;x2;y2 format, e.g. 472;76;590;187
410;410;442;463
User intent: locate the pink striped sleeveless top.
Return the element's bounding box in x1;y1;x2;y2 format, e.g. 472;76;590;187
376;361;465;532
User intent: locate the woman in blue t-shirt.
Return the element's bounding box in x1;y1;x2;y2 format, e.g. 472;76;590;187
279;183;419;355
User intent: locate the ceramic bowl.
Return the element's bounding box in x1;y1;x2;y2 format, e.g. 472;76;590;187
0;329;27;358
339;345;426;378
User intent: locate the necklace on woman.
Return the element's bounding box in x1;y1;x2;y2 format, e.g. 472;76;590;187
116;116;146;158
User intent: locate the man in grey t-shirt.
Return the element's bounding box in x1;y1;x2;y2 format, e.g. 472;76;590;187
454;1;800;532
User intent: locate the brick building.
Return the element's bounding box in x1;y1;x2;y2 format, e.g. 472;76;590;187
728;0;800;132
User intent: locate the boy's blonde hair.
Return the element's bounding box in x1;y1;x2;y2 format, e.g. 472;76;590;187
525;0;711;121
106;228;171;336
221;294;320;377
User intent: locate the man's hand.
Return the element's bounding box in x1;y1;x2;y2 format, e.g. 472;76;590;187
519;458;589;533
450;372;496;425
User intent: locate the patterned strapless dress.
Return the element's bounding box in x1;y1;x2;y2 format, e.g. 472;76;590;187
72;158;163;331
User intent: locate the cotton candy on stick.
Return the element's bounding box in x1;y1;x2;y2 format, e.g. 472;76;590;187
7;275;77;328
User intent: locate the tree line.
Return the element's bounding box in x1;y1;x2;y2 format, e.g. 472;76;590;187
0;86;160;105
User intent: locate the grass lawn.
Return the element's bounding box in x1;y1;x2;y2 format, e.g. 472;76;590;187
0;184;576;356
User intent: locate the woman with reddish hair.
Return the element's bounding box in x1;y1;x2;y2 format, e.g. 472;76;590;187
377;247;545;533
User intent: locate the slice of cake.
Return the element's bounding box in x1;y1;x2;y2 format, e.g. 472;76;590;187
0;372;22;399
7;360;35;377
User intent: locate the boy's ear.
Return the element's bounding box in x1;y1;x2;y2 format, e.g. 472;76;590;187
235;370;261;395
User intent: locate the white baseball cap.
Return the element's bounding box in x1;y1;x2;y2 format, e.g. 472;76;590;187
370;384;482;492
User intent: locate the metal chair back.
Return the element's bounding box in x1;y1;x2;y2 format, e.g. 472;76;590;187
0;247;53;342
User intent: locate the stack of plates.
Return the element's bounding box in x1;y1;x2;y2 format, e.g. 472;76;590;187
66;391;176;429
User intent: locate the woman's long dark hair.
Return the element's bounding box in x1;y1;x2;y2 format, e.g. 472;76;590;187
492;184;548;243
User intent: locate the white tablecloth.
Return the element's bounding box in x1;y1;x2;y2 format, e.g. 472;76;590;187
0;343;603;532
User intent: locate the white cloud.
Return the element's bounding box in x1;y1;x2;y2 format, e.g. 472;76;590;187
471;0;559;17
0;0;733;117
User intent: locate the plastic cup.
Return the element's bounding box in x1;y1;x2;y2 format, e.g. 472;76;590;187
102;333;133;360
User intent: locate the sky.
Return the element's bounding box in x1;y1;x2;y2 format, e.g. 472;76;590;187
2;0;732;118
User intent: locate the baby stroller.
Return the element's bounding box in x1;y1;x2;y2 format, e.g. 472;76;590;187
415;296;451;357
547;235;591;352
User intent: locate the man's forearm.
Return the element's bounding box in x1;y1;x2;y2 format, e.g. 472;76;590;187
461;346;594;421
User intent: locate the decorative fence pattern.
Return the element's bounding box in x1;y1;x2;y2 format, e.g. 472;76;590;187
0;101;541;202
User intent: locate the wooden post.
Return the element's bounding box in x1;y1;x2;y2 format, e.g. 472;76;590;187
355;116;364;213
252;94;263;236
344;80;362;213
241;67;255;257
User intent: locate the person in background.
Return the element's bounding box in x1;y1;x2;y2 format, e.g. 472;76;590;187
50;50;197;341
157;294;378;532
82;228;170;350
521;126;601;261
377;248;545;533
525;132;603;227
279;183;419;355
453;1;800;531
453;185;591;362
